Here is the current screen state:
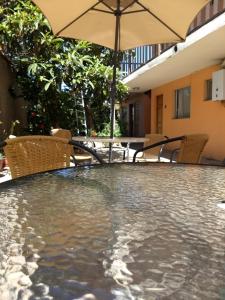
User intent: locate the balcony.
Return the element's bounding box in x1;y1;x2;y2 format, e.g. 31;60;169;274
121;0;225;78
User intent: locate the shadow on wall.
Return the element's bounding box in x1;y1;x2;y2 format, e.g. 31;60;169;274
0;53;27;140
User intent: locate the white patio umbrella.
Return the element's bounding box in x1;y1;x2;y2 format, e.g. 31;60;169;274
32;0;209;161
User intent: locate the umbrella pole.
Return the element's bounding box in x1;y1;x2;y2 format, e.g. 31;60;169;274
109;0;120;162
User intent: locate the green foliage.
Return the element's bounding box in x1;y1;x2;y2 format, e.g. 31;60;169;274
0;0;128;135
0;119;20;139
97;122;122;137
9;119;20;135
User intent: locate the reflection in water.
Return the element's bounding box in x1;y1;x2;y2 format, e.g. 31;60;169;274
0;164;225;299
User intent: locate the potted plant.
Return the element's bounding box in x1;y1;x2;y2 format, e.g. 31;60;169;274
0;119;19;171
0;152;4;171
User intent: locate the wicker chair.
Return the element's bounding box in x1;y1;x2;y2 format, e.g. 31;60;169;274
3;136;72;179
3;135;103;179
136;133;168;162
176;134;209;163
51;128;72;140
133;134;209;164
51;128;92;165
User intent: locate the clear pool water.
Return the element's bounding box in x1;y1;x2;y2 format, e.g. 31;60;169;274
1;163;225;299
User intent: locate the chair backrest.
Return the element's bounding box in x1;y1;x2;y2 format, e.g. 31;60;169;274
4;135;71;179
51;128;72;139
51;128;74;155
176;134;209;164
51;128;95;164
143;133;167;158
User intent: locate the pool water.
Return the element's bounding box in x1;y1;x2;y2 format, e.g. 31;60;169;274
1;163;225;299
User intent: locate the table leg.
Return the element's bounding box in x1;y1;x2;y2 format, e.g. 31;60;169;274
126;142;130;162
109;143;113;163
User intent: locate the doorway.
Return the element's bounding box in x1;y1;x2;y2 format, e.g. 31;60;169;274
156;95;163;134
129;103;135;136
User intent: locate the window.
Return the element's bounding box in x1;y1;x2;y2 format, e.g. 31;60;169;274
174;86;191;119
204;79;212;100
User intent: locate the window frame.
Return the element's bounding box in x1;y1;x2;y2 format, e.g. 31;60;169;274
204;79;212;101
174;86;191;119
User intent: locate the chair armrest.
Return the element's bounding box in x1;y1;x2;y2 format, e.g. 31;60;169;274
69;140;105;164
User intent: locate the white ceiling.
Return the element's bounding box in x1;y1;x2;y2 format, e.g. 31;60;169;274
123;12;225;93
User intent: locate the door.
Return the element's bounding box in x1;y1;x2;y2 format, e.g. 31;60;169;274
156;95;163;134
129;103;135;136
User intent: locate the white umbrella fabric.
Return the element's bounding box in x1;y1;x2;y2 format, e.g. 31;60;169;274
32;0;209;160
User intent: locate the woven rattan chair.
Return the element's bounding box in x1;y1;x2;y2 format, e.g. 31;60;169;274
176;134;209;164
51;128;92;165
133;134;209;164
3;135;103;179
3;136;72;179
51;128;72;140
136;133;168;162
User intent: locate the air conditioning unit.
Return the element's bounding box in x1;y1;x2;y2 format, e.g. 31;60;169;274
212;69;225;101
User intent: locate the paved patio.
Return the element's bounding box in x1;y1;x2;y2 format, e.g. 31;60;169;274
0;167;11;183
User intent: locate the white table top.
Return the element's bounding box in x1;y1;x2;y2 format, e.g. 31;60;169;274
72;136;148;143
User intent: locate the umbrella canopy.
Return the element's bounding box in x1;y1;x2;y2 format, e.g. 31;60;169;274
31;0;209;161
32;0;209;51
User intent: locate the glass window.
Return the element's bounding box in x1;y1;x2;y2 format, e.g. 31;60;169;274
174;87;191;119
204;79;212;101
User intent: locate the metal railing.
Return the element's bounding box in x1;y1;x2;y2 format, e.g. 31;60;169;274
121;0;225;77
120;45;157;77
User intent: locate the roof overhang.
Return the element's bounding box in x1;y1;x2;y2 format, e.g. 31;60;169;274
123;12;225;92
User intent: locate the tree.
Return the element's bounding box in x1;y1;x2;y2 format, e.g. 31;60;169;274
0;0;128;135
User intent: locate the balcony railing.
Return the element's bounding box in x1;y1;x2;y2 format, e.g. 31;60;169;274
120;45;157;77
121;0;225;78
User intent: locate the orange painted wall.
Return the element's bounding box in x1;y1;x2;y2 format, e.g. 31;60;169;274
151;64;225;161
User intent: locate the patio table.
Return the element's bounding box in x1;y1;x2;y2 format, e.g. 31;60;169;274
72;136;149;162
1;163;225;299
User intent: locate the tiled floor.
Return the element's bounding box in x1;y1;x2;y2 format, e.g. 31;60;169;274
0;168;11;183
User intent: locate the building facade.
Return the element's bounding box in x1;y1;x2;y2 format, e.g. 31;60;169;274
122;0;225;161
